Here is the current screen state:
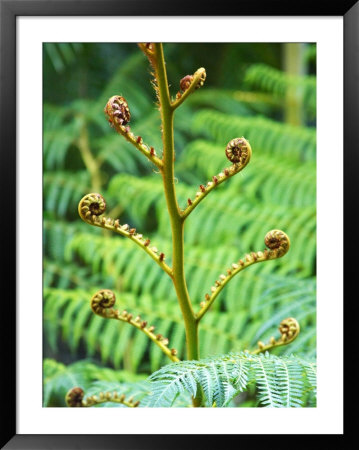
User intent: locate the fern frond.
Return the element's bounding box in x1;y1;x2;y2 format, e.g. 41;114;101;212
44;43;83;73
146;352;316;408
44;171;91;218
244;63;316;118
192;109;316;162
274;358;304;407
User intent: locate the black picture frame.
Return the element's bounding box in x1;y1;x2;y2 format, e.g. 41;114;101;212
1;1;356;447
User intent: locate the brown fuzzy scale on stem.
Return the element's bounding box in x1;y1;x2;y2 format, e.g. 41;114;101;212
137;43;155;62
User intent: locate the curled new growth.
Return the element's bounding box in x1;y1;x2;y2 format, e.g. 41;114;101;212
91;289;116;317
65;387;84;407
103;95;163;168
182;136;252;219
78;193;106;223
173;68;206;107
225;137;252;166
264;229;290;258
104;95;131;126
279;317;300;342
254;317;300;353
180;69;206;92
180;75;194;92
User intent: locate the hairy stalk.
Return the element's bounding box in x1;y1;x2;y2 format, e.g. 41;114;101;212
90;289;180;363
251;318;300;354
78;193;172;276
153;44;202;406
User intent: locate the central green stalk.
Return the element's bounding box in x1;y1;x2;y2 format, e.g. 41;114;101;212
153;44;200;364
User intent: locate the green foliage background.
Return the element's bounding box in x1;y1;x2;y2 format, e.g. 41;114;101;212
43;43;316;407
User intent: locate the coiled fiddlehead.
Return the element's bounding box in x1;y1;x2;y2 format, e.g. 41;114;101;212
182;137;252;219
65;387;84;407
197;230;290;320
78;193;106;223
172;67;206;109
180;75;193;92
91;289;116;316
104;95;162;168
253;318;300;354
78;194;172;276
90;290;179;362
264;229;290;258
225;137;252;165
179;69;206;93
104;95;131;126
279;317;300;342
65;387;140;408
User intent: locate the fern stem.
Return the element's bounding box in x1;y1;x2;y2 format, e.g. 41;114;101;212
94;309;180;363
153;45;201;401
171;68;206;110
283;43;305;126
181;161;250;220
78;194;173;276
196;230;290;321
77;120;102;192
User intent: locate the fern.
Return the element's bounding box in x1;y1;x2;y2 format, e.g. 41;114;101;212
192;109;316;162
146;352;316;408
244;63;316;119
44;43;83;73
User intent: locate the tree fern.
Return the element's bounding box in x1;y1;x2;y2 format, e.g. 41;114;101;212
43;43;316;408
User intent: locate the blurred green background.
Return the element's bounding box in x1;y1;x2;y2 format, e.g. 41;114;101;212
43;43;316;406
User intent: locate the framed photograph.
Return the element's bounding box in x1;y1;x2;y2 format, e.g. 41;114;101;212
1;1;355;447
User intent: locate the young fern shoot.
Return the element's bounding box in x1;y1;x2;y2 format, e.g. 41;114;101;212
73;43;302;408
66;386;140;408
